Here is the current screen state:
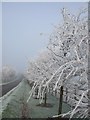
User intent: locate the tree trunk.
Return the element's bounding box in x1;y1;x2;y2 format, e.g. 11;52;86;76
58;86;63;118
44;87;47;106
66;87;68;102
74;88;76;106
55;89;57;96
36;88;38;95
52;85;53;95
44;91;47;105
49;84;50;93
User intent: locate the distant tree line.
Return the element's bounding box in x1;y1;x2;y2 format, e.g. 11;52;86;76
0;65;16;84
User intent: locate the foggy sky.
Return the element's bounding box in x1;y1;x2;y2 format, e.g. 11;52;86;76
2;2;86;72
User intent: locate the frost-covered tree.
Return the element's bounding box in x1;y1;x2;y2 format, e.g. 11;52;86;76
47;8;88;118
26;8;89;118
26;50;57;102
48;8;89;118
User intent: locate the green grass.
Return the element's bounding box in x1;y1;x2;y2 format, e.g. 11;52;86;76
28;93;71;118
2;80;71;118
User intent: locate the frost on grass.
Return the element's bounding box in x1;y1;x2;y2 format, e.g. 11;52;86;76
26;8;89;118
1;80;70;118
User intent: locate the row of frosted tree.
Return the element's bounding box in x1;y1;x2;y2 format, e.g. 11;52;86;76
26;8;89;118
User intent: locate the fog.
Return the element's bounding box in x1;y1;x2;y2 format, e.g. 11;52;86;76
2;2;86;72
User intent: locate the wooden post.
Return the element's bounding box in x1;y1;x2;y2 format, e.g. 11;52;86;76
58;86;63;117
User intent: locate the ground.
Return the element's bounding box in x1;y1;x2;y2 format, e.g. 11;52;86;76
1;80;71;118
